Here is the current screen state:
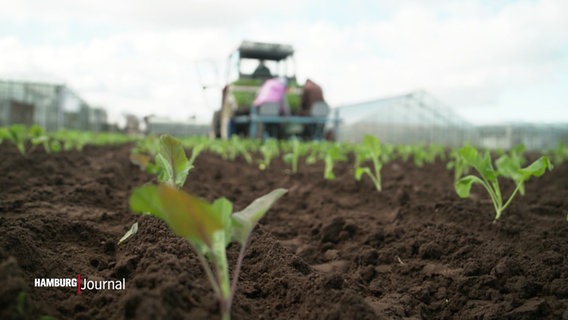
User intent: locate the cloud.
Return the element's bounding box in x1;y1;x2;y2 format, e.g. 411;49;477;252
1;0;280;29
244;0;568;116
1;0;567;126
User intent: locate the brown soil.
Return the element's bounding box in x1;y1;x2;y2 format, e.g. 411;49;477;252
1;143;567;320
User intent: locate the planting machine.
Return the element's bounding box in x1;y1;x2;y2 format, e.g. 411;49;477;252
210;40;340;140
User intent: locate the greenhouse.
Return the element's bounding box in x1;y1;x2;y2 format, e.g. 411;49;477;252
336;90;568;150
0;79;107;131
337;90;476;146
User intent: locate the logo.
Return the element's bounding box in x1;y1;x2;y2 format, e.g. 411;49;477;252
34;274;126;294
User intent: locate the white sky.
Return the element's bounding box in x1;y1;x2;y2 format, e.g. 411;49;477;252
1;0;567;126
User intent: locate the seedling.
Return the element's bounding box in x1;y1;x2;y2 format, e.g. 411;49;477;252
283;138;303;174
128;133;286;319
154;134;202;188
257;139;279;170
229;135;253;164
352;144;368;169
454;145;552;221
447;146;471;182
396;145;413;163
548;142;568;166
0;127;7;144
324;144;347;180
379;143;395;164
130;186;286;320
29;125;47;151
7;124;28;155
354;134;383;191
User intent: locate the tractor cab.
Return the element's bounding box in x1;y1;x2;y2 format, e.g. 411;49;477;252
228;41;296;83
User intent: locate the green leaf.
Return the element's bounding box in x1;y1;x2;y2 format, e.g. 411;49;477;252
50;140;62;153
457;145;479;164
305;153;317;165
9;124;28;155
496;155;522;182
519;156;552;180
155;135;191;188
129;185;164;219
29;124;45;138
283;153;294;163
231;188;287;245
212;198;234;246
157;184;223;248
458;146;496;181
363;134;380;153
455;175;485;198
354;167;368;181
188;144;204;166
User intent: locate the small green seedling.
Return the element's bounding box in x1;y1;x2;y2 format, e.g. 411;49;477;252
283;138;302;174
0;127;8;144
548;142;568;166
455;145;552;221
130;185;286;320
128;133;286;319
257;139;279;170
379;143;395;164
230;135;253;164
154;135;202;188
447;146;471;182
324;144;347;180
7;124;28;155
354;134;383;191
121;135;200;244
396;145;413;163
29;125;52;153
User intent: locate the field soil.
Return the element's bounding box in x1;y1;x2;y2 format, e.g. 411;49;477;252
1;143;567;320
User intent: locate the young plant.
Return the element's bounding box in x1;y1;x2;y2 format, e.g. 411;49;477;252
129;133;287;319
354;134;383;191
548;142;568;166
257;139;279;170
153;134;202;187
447;146;471;182
352;144;368;170
396;144;413;163
0;127;8;144
29;125;53;154
379;143;395;164
323;144;347;180
229;135;253;164
455;145;552;221
7;124;28;155
283;138;303;174
130;186;286;320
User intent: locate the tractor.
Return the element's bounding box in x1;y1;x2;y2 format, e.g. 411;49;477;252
210;40;339;140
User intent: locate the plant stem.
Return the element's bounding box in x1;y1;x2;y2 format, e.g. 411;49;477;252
209;249;231;320
498;184;522;220
230;240;249;306
195;253;221;297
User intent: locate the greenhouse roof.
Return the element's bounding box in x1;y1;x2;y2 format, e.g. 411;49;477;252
337;90;473;128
